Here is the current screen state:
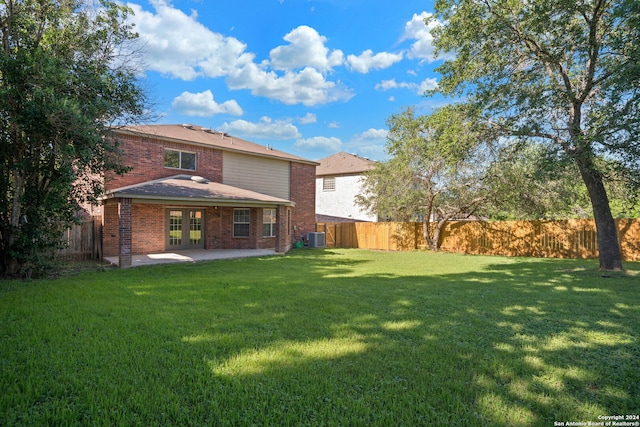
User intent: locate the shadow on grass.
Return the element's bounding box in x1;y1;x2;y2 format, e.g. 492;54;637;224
170;252;639;425
1;250;638;426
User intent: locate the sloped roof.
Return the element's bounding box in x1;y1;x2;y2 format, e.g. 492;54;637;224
316;152;376;176
110;124;318;166
315;214;369;223
104;175;295;207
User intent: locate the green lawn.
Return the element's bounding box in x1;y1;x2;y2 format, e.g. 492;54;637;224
1;249;638;426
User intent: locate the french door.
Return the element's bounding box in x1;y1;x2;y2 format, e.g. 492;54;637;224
167;209;204;250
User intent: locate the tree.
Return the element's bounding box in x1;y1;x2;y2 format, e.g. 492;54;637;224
0;0;147;277
483;142;640;220
429;0;640;270
483;143;593;220
356;106;493;250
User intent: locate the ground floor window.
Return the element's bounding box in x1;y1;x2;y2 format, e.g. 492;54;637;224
233;208;250;237
263;208;276;237
167;209;203;249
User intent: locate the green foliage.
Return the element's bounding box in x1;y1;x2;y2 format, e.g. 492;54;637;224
429;0;640;269
357;106;494;248
483;142;640;220
0;0;147;277
484;144;590;220
1;251;638;425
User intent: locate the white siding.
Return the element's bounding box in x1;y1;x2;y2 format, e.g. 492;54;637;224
223;152;290;200
316;175;377;221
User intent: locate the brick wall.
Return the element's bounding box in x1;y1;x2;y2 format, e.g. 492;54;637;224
290;162;317;242
106;133;223;190
102;131;314;256
131;204;165;254
103;201;119;257
118;198;132;267
205;206;222;249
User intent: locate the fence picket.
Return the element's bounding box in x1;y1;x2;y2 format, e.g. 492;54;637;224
317;219;640;261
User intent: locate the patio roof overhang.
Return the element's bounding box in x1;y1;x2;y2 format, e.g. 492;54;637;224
102;175;296;207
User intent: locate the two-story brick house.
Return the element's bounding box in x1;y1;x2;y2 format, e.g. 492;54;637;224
101;124;317;267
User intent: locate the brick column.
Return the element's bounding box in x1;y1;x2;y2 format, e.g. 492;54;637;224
275;206;292;253
118;198;132;268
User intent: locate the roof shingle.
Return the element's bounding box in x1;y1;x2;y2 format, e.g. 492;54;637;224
111;124;318;165
316;152;376;176
105;175;295;206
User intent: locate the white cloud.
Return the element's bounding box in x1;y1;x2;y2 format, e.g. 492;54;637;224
128;2;353;106
342;129;389;161
375;79;403;91
328;122;340;129
219;116;300;140
127;0;253;80
227;63;353;106
348;128;388;147
299;113;317;124
354;145;387;161
375;77;438;95
171;90;243;116
346;49;403;74
402;12;454;63
294;136;342;152
419;77;439;93
360;128;388;139
269;25;344;71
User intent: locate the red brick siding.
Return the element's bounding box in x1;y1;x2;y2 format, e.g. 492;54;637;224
131;204;165;254
118;198;132;267
103;201;119;257
275;206;292;252
205;206;222;249
106;134;223;190
102;132;314;256
290;162;317;241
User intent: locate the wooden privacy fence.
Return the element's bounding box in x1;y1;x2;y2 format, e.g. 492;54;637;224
56;217;102;260
317;219;640;261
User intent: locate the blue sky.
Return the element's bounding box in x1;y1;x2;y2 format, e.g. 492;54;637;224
125;0;451;161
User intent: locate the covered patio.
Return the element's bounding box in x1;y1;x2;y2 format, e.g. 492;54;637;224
102;175;295;267
105;248;279;267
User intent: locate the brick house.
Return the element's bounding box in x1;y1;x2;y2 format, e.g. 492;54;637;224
101;124;317;267
316;152;377;222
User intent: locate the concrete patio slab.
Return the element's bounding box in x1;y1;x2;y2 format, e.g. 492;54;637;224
104;249;279;267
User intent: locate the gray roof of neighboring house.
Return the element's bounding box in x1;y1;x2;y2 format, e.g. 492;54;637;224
110;124;318;166
104;175;295;207
315;214;369;223
316;152;376;176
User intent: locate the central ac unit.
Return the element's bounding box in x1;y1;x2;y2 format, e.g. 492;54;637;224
307;232;326;248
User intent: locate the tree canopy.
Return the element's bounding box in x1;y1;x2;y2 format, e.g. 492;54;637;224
0;0;147;277
429;0;640;270
356;106;494;250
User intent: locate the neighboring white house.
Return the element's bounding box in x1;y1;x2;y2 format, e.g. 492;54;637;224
316;152;377;222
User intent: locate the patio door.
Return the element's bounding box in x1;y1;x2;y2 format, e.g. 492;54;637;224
167;209;204;250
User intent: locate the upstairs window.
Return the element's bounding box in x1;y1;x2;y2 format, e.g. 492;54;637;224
165;149;196;171
323;177;335;191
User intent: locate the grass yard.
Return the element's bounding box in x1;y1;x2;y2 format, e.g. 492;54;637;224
1;249;639;426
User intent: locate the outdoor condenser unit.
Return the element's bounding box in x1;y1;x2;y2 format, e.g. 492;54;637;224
307;232;326;248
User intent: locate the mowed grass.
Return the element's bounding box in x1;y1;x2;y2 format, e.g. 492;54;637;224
1;249;639;426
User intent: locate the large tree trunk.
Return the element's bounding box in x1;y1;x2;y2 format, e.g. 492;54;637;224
575;155;623;271
4;171;24;275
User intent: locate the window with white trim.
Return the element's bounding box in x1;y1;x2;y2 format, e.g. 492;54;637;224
323;177;335;191
164;148;196;171
263;208;276;237
233;208;250;237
